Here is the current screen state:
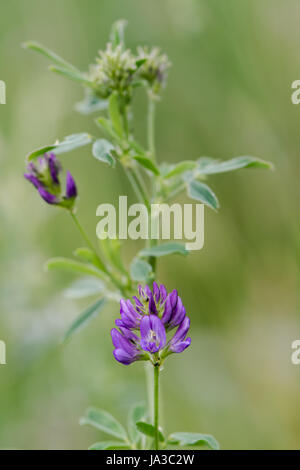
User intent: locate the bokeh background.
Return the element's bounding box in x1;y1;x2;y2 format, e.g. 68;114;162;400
0;0;300;450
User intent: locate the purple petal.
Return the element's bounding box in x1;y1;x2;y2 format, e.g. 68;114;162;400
120;299;141;328
47;153;60;184
113;349;136;365
111;328;136;355
119;326;139;343
169;317;190;345
169;337;191;353
24;173;41;189
140;315;166;353
153;282;160;302
65;171;77;199
159;284;167;302
170;296;186;326
161;294;172;324
37;186;59;205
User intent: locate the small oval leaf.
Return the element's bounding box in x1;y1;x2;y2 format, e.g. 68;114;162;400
167;432;220;450
197;156;273;175
80;408;128;442
64;277;104;299
140;242;189;258
130;258;152;282
136;422;164;442
164;161;197;179
92;139;116;167
45;257;105;280
133;155;160;175
187;180;219;211
63;298;106;342
89;441;131;450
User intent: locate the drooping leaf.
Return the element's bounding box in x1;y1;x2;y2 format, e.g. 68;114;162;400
54;133;93;154
187;180;219;211
167;432;220;450
128;403;147;444
80;408;128;442
26;145;58;161
74;247;107;272
45;257;105;280
27;133;93;161
89;441;131;450
133;155;160;176
197;156;274;175
49;65;93;87
164;161;197;179
92;139;116;167
76;93;108;114
108;93;124;138
64;277;105;299
135;422;164;442
140;242;189;258
22;41;78;72
130;258;152;282
63;298;107;342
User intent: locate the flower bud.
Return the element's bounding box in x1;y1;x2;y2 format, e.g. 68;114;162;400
24;153;77;209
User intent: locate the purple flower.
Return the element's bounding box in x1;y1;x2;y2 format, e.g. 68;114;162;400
24;153;77;209
111;283;191;366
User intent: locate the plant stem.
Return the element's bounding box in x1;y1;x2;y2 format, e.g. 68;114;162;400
70;211;127;296
153;364;160;450
148;96;156;161
70;211;97;254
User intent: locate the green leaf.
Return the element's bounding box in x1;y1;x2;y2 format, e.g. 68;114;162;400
54;133;93;154
49;65;93;87
136;422;164;442
140;242;189;258
128;403;147;444
27;133;93;161
110;19;128;48
45;257;105;280
76;93;108;115
26;145;58;161
92;139;116;167
22;41;78;72
64;277;105;299
167;432;220;450
164;161;197;179
108;93;124;138
133;155;160;176
63;298;106;342
89;441;131;450
197;156;274;175
187;180;219;211
80;408;128;442
74;247;107;272
130;258;152;282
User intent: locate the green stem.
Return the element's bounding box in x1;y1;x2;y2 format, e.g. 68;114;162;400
70;211;97;254
70;211;127;297
153;364;160;451
126;167;150;211
148;96;156;161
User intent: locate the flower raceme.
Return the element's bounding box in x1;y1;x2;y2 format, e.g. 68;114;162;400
24;153;77;209
111;283;191;365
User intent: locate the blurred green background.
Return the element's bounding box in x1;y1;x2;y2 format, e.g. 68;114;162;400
0;0;300;450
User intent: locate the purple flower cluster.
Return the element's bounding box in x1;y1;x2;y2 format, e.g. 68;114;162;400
111;283;191;365
24;153;77;208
